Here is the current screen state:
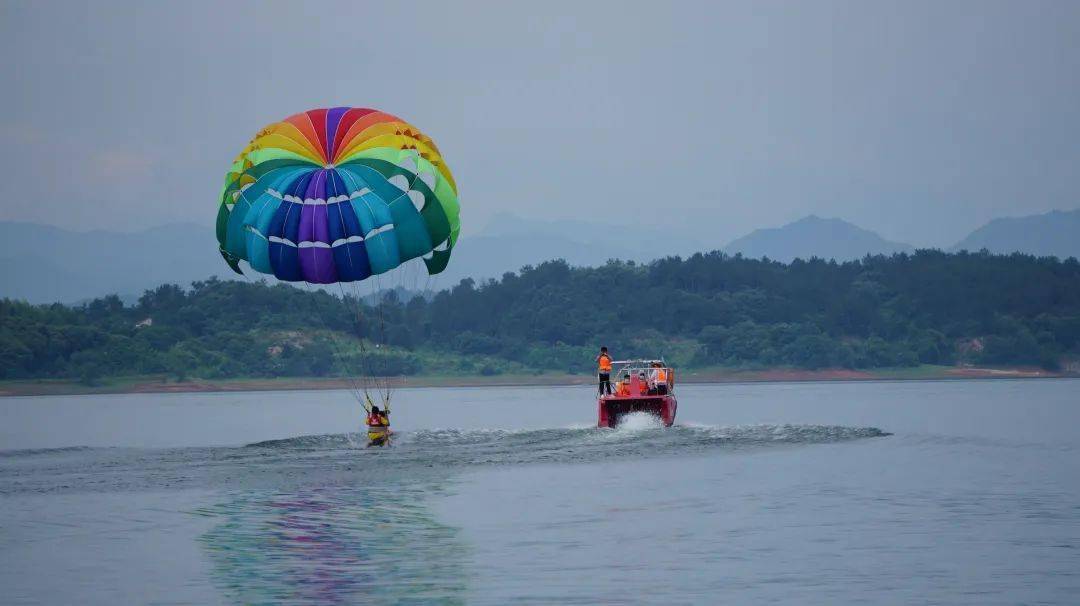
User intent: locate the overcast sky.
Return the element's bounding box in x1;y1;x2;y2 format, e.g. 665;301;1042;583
1;0;1078;247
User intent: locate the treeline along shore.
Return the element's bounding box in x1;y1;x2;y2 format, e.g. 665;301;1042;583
2;250;1079;394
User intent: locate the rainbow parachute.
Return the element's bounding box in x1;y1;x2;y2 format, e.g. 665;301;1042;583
216;107;460;284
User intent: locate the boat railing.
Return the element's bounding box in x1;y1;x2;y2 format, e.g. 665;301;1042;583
609;359;675;394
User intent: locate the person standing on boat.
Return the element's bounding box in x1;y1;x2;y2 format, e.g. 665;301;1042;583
649;362;669;395
596;347;613;395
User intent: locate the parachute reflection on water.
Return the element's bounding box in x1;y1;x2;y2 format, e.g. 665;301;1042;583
215;107;461;401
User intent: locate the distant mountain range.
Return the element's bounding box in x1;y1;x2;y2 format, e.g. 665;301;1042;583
723;209;1080;263
723;215;914;263
1;209;1077;303
949;209;1080;258
0;222;228;304
430;212;710;287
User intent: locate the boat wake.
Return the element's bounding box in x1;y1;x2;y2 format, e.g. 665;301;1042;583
243;420;890;468
0;445;93;458
1;421;888;497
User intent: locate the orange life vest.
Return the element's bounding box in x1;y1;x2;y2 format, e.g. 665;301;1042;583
656;368;668;383
598;354;612;373
615;381;629;396
367;413;388;427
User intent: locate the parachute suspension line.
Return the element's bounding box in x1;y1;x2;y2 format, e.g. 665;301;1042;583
251;187;363;402
300;280;367;405
277;187;366;405
354;274;388;406
372;271;390;405
400;143;447;328
327;187;382;409
331;167;387;408
235;266;365;404
298;184;369;406
331;165;404;407
313;283;367;401
334;279;379;406
420;271;438;343
376;273;389;346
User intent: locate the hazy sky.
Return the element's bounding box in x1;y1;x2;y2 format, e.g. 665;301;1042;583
1;0;1078;247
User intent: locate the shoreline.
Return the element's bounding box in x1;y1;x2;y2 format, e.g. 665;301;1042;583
0;365;1071;397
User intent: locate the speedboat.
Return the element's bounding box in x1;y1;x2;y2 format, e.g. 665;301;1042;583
598;359;677;427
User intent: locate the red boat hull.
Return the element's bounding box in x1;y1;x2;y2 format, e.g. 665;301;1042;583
597;395;677;428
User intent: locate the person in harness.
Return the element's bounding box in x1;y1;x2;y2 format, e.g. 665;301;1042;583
367;405;389;429
365;395;391;445
596;346;613;396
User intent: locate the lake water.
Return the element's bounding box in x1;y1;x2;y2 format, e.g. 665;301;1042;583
1;380;1078;604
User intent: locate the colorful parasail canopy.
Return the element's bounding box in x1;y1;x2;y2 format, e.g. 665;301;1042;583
216;107;460;284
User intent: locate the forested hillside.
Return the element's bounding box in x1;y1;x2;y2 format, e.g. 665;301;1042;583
3;250;1079;383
